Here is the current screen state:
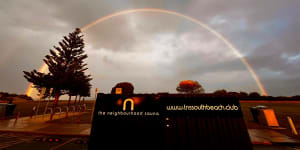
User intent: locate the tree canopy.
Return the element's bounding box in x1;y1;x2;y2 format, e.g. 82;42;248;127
176;80;205;94
111;82;134;95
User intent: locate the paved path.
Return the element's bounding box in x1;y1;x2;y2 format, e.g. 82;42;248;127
0;132;88;150
249;129;298;145
240;100;300;103
0;132;299;150
0;114;298;146
0;112;91;136
0;132;40;149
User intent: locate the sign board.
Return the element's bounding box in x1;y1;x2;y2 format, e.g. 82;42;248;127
262;109;279;127
89;94;252;150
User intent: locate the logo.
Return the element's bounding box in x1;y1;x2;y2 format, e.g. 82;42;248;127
123;98;134;111
116;88;122;94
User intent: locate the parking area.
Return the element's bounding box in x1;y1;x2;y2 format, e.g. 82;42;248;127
0;132;88;150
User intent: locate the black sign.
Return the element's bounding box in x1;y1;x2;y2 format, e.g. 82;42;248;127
88;94;252;150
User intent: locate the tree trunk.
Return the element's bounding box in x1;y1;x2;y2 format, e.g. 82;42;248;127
53;93;60;107
78;96;81;104
68;95;71;107
74;95;78;105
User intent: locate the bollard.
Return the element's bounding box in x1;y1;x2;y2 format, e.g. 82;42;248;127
287;116;298;135
13;112;20;126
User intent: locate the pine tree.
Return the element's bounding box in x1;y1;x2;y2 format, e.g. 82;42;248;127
24;28;92;106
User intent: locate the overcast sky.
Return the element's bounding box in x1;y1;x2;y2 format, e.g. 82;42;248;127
0;0;299;97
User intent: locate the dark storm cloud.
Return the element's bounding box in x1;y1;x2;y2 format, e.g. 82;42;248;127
89;0;300;95
0;0;74;93
84;12;184;52
186;0;299;54
243;15;300;96
186;0;291;21
263;76;300;96
184;0;300;96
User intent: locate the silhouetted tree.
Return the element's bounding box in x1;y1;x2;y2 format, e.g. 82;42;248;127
176;80;205;94
24;28;92;107
292;95;300;100
0;92;32;101
249;92;260;98
239;91;248;98
228;92;239;97
213;89;227;95
111;82;134;95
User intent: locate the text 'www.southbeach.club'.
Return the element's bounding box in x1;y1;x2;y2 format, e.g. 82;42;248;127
166;104;239;111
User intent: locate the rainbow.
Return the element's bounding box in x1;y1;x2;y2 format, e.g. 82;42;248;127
25;8;268;97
